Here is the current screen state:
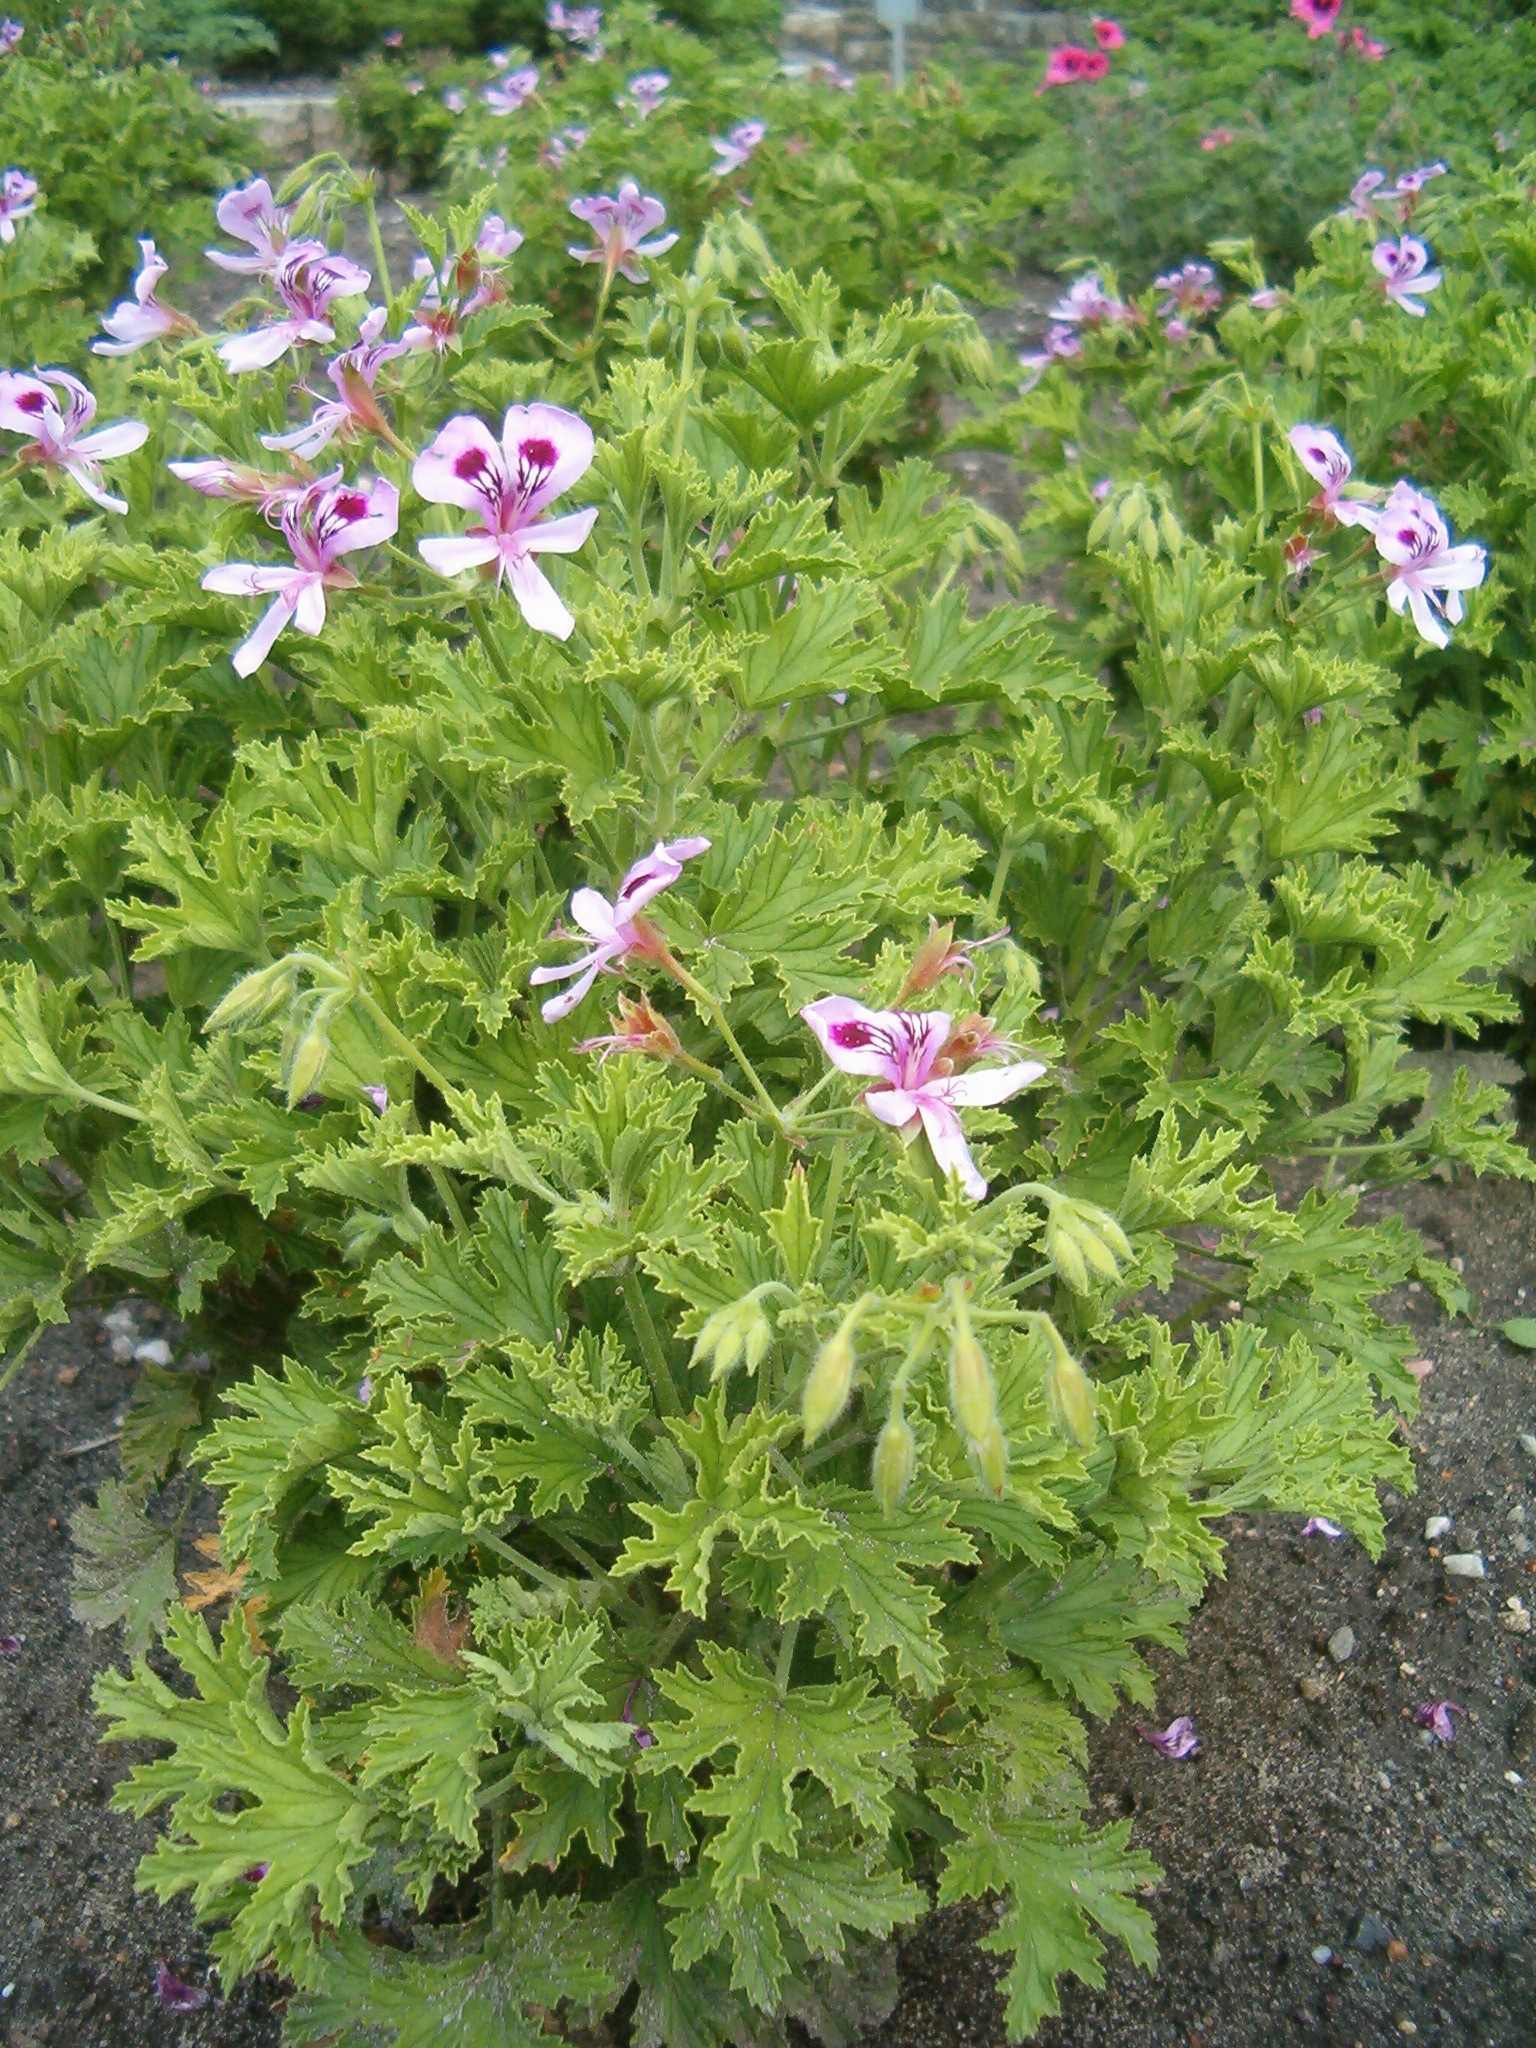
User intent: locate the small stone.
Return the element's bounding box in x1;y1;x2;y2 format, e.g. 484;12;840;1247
1397;2022;1417;2038
1353;1912;1393;1953
1299;1673;1328;1703
1502;1598;1532;1636
1327;1625;1357;1664
1377;1771;1392;1792
1508;1505;1528;1528
1505;1770;1524;1786
1425;1515;1454;1540
132;1338;173;1366
1387;1937;1409;1962
1443;1553;1487;1579
1519;1435;1536;1460
1311;1945;1332;1965
109;1334;135;1361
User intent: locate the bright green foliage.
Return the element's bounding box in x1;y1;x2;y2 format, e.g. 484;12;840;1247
0;139;1507;2043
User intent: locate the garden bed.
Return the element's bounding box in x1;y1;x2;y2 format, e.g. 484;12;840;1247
3;1171;1532;2048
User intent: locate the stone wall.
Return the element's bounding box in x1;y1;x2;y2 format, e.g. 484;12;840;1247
781;3;1089;75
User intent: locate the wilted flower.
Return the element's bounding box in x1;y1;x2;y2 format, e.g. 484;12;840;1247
202;471;399;677
261;306;409;458
206;177;294;276
154;1963;209;2014
626;70;670;117
0;20;23;55
622;1679;655;1749
1092;17;1125;49
530;837;710;1022
1154;261;1221;319
567;180;678;284
0;167;35;242
711;120;766;177
1373;480;1487;649
1037;45;1110;90
217;242;371;373
401;228;518;355
483;65;538;114
1290;0;1340;37
801;998;1046;1201
897;920;1009;1002
94;239;194;355
443;87;467;113
1341;168;1387;219
1287;424;1383;529
1199;127;1233;151
0;369;147;513
413;402;598;639
1415;1699;1466;1745
1346;25;1387;57
1048;273;1129;327
1138;1715;1201;1758
1372;234;1441;316
1285;534;1321;583
1301;1516;1345;1538
167;457;297;511
577;991;685;1064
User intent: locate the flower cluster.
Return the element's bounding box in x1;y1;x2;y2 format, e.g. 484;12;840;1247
1038;16;1123;91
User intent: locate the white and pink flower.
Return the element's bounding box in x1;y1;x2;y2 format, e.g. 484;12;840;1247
531;837;710;1022
483;65;539;114
1372;234;1440;316
1341;168;1387;220
1154;261;1221;321
413;402;598;640
217;243;371;373
1373;480;1487;649
1287;424;1383;529
259;306;409;460
94;240;193;356
201;471;398;677
206;178;294;276
0;370;147;513
0;168;36;243
800;998;1046;1202
1048;273;1129;327
167;458;298;513
711;120;766;178
567;181;678;285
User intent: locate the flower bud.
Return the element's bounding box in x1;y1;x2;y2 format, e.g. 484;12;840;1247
720;324;750;369
645;314;669;356
1044;1194;1132;1293
871;1410;916;1514
802;1325;856;1444
206;957;295;1034
1041;1321;1097;1452
693;1291;775;1382
282;1008;333;1107
948;1327;997;1445
969;1419;1009;1499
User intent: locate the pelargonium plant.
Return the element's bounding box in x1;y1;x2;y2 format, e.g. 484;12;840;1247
0;147;1523;2048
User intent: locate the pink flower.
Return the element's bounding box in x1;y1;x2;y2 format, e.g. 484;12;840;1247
812;59;856;90
549;2;602;44
1287;424;1383;529
543;124;589;165
800;998;1046;1201
1091;476;1114;502
477;214;523;261
201;472;399;677
530;837;710;1022
1290;0;1340;38
382;28;404;47
1301;1516;1345;1538
1301;700;1324;722
711;120;767;178
93;239;192;355
1346;25;1387;57
206;178;294;276
0;167;36;243
1017;325;1080;386
154;1963;208;2014
363;1084;389;1113
1393;160;1446;198
217;242;371;373
1285;535;1321;582
1414;1699;1466;1745
487;47;509;68
1138;1715;1201;1758
483;65;539;113
1372;234;1440;316
1373;480;1486;649
260;306;408;459
627;71;670;117
1341;168;1387;220
167;458;298;512
443;87;467;114
1038;45;1110;90
1154;261;1221;319
0;20;23;56
1200;127;1233;151
1249;286;1281;309
413;403;599;640
1048;273;1129;327
567;180;679;284
0;370;147;513
1092;17;1125;49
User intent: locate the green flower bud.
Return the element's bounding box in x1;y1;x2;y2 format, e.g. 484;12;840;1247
802;1325;857;1443
645;314;669;356
206;957;295;1034
969;1419;1009;1499
1044;1194;1133;1293
871;1410;916;1515
720;324;750;369
1041;1321;1097;1452
283;1011;332;1107
948;1327;997;1445
692;1292;776;1382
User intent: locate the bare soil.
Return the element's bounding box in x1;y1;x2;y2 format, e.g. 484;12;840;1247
3;1171;1534;2047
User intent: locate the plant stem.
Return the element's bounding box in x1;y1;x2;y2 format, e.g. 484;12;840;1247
362;185;395;304
0;1320;44;1397
478;1529;571;1595
774;1618;800;1697
624;1263;682;1416
669;965;781;1126
466;597;515;688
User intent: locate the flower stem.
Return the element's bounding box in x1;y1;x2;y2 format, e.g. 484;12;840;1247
624;1262;683;1416
669;965;781;1126
362;185;395;305
774;1617;800;1697
465;597;515;689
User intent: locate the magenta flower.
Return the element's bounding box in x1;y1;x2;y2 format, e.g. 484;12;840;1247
567;181;679;285
1301;1516;1345;1538
154;1963;209;2014
413;403;599;640
0;370;147;513
1287;424;1383;530
530;837;710;1022
801;998;1046;1202
167;458;298;513
1154;261;1221;320
217;242;371;373
627;70;670;117
1092;17;1125;49
93;239;193;356
1286;535;1321;583
1138;1715;1201;1758
711;120;766;178
0;167;36;243
483;65;539;114
0;20;23;55
1346;25;1387;57
201;472;399;677
1290;0;1340;37
260;307;408;460
206;178;294;276
1415;1699;1466;1745
1037;45;1110;90
1374;480;1487;649
1341;168;1387;220
1372;235;1440;316
1048;273;1129;327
